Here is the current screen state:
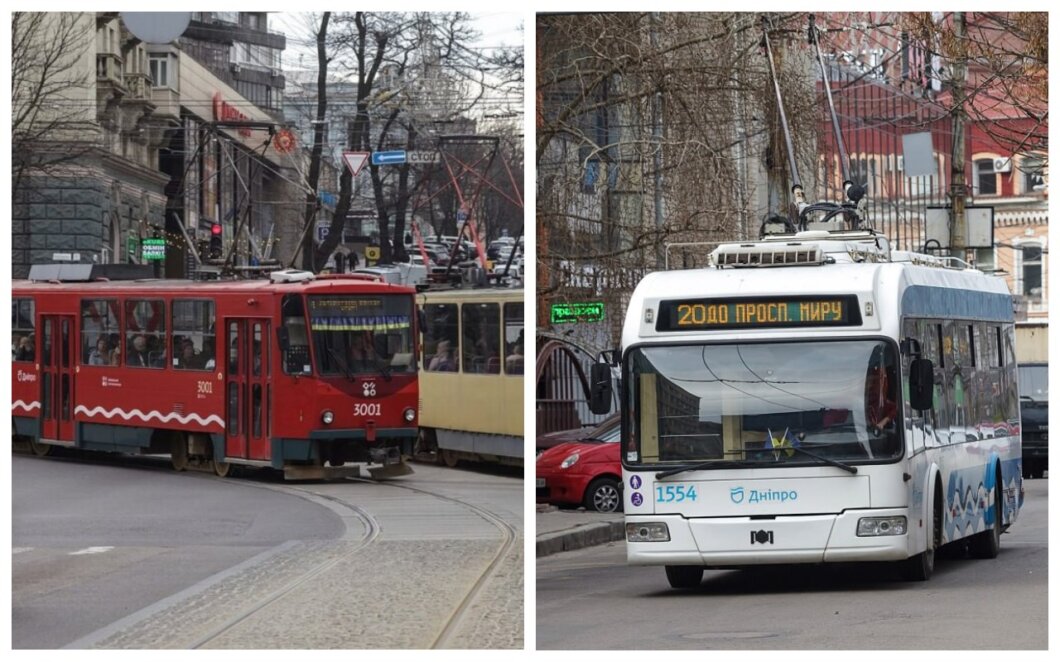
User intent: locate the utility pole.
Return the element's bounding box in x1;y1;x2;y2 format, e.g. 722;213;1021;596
949;11;968;255
651;12;665;269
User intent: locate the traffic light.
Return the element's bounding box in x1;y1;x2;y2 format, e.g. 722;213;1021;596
209;223;222;259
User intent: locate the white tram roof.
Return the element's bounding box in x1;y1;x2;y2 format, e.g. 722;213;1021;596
623;231;1013;347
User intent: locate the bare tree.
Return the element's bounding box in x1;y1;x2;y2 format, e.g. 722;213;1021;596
11;12;97;195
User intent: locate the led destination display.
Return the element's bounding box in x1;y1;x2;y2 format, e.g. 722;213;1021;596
656;295;861;331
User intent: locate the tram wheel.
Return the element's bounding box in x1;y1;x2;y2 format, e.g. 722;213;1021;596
441;449;460;468
171;437;189;472
28;437;53;457
212;458;232;477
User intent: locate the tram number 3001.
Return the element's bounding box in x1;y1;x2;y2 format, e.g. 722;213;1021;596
354;403;382;417
197;381;214;395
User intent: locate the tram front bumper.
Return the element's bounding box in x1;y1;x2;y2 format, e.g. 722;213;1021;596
626;509;912;567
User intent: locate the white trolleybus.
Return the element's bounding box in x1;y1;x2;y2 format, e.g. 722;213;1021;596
589;230;1023;588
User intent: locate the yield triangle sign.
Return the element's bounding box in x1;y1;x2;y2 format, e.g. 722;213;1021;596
342;151;370;176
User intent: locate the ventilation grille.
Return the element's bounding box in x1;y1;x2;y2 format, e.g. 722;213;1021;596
713;244;824;267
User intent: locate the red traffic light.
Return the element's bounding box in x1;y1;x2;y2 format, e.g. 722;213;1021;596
211;223;222;236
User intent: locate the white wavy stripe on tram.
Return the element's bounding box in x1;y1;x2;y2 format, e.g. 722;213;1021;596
74;405;225;429
12;400;41;412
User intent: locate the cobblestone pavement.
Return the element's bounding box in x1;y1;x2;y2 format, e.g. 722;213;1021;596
84;465;523;649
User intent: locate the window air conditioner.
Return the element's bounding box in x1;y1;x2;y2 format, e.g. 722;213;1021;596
993;157;1012;173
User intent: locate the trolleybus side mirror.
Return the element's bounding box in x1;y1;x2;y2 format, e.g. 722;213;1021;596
589;363;614;415
277;327;290;351
909;358;934;411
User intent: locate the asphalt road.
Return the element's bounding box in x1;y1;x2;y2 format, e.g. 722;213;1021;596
12;453;523;649
537;477;1048;650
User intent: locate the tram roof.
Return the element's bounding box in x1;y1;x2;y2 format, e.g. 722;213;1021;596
13;274;415;296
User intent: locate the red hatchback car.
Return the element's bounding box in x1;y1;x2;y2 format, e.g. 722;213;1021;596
536;415;623;512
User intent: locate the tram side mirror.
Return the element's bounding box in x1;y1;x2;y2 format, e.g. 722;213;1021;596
277;327;290;351
589;363;614;415
909;358;934;411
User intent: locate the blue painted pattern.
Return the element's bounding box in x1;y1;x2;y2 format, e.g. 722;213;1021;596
942;457;1022;543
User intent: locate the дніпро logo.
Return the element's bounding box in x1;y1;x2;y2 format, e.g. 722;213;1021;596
730;487;745;504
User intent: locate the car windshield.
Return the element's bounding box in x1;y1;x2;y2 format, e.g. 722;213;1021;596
308;295;416;376
626;340;901;468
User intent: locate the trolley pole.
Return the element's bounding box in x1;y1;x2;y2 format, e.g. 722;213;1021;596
949;12;968;255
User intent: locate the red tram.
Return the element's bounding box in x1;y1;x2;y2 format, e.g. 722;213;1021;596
11;266;419;479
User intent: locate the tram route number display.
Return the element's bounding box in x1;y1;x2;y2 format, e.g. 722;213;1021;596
656;295;861;331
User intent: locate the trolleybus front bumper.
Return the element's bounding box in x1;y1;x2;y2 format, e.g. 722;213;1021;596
626;509;912;567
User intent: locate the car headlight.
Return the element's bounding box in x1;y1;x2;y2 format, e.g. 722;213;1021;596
560;452;580;469
322;410;334;425
403;407;416;422
626;522;670;542
857;516;907;536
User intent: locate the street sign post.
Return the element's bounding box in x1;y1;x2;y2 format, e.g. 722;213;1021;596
316;225;330;242
550;302;606;324
371;150;407;166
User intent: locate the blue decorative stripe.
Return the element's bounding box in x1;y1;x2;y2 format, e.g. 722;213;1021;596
901;285;1013;322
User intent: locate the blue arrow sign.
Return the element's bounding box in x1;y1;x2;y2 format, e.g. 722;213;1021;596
371;150;407;165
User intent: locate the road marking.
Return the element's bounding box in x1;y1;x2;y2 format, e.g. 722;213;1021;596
70;546;114;556
13;547;34;555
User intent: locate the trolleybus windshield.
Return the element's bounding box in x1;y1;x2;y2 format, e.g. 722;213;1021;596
626;340;900;468
308;295;416;377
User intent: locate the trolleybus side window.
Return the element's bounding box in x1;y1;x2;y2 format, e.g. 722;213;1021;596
124;299;167;369
424;303;459;372
281;294;311;375
12;298;35;362
462;303;500;374
503;302;524;375
172;300;216;371
81;299;120;366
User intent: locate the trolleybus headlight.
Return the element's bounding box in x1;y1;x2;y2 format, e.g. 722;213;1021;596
626;522;670;542
403;407;416;423
856;516;907;536
322;410;335;425
560;452;580;469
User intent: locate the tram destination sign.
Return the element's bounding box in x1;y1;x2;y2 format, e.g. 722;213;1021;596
551;301;605;324
656;295;862;331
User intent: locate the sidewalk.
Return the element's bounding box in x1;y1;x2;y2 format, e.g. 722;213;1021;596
535;505;625;558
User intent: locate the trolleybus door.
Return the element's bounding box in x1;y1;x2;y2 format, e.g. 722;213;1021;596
39;315;76;442
223;318;271;461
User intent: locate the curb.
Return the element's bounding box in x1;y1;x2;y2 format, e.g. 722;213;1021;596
536;521;625;558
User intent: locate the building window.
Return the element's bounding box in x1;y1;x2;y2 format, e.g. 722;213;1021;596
1021;243;1043;302
975;158;997;196
214;12;239;24
149;54;177;90
1020;153;1046;194
975;247;995;273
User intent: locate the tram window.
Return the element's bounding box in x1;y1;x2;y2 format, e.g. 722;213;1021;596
124;299;166;369
462;303;500;374
281;294;311;375
252;323;264;377
13;298;35;362
503;302;524;375
81;299;120;366
172;300;215;371
424;303;459;372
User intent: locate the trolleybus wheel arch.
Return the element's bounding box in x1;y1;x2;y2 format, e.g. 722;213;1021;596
665;565;704;589
968;466;1003;559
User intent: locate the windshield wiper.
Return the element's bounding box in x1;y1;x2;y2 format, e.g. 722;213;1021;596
655;458;770;480
779;444;858;474
326;347;356;382
376;356;392;382
655;444;857;480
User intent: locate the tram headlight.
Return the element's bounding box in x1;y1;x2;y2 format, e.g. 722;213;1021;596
322;410;335;425
403;407;416;423
560;452;580;469
857;516;907;536
626;522;670;542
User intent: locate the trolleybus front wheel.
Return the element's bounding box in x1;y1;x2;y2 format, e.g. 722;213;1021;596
665;565;704;589
901;483;941;581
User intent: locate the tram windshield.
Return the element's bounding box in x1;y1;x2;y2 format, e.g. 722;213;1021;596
308;295;416;377
626;340;901;467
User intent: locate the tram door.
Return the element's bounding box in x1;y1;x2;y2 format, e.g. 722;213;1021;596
39;315;76;441
224;318;271;461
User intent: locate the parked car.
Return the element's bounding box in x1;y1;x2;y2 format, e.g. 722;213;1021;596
1019;362;1048;478
536;414;623;512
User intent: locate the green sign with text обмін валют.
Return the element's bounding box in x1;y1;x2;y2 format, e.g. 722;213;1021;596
550;302;605;324
141;238;166;261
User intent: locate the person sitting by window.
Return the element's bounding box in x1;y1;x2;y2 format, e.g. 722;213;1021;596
88;337;111;366
176;339;202;370
428;339;458;371
867;365;898;436
505;340;524;374
128;334;151;367
15;335;34;362
348;334;377;371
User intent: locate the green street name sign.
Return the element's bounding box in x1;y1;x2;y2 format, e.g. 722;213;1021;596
141;238;166;261
550;301;605;324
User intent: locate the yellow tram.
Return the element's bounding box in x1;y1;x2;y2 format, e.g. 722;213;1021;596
417;287;524;466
